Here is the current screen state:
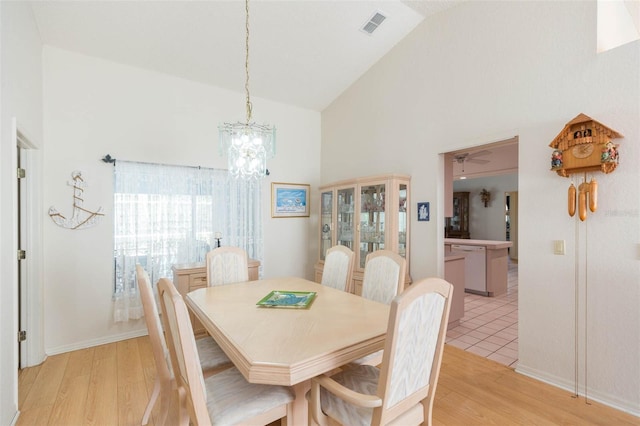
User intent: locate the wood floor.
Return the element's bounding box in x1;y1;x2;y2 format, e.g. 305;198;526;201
17;336;638;425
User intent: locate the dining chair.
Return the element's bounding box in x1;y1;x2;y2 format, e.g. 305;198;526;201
349;250;407;367
321;245;355;293
205;246;249;286
136;265;232;425
156;277;295;426
361;250;406;305
310;277;453;426
203;246;251;375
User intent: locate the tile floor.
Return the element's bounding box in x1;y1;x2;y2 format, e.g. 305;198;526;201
445;260;519;367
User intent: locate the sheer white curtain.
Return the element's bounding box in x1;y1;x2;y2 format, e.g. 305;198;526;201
113;160;261;322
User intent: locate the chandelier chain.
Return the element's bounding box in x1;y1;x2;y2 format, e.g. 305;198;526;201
245;0;252;124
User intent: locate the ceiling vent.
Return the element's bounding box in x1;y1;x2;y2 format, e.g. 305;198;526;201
361;11;387;35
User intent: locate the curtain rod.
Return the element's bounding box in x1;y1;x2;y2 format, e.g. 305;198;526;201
101;154;211;171
101;154;269;175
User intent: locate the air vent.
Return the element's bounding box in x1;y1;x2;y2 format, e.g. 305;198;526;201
361;11;387;35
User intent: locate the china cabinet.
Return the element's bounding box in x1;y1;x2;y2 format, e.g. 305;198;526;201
315;174;411;295
445;192;470;239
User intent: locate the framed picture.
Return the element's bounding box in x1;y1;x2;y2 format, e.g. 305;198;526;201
271;182;310;218
417;202;430;222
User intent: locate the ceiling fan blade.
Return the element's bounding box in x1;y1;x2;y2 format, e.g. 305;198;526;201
467;149;492;159
468;158;490;164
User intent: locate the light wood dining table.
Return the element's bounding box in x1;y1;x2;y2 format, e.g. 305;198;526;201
185;276;390;425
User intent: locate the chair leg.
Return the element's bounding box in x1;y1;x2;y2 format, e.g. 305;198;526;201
177;386;190;426
156;378;172;426
141;377;161;425
423;395;435;426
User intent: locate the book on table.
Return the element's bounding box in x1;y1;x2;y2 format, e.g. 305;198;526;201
256;290;317;309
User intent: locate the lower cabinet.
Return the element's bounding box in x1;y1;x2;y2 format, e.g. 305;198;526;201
172;259;260;337
444;254;466;327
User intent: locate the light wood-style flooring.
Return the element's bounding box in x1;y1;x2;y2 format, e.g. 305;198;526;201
17;336;638;425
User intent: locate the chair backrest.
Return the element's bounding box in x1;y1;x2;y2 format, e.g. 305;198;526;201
321;245;355;292
374;277;453;425
205;246;249;286
157;278;211;425
361;250;406;305
136;265;172;382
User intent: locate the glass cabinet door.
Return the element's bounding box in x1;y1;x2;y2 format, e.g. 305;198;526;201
398;183;408;259
451;196;461;231
336;187;355;251
359;183;386;268
446;192;469;238
320;190;333;260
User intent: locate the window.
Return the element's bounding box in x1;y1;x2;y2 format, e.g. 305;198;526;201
112;160;262;321
597;0;640;53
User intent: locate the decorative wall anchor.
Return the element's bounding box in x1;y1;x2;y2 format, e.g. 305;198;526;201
549;113;622;221
480;189;491;207
49;171;104;230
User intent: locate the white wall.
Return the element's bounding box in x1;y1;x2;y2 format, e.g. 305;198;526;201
322;1;639;415
453;174;518;241
0;2;43;424
42;47;321;354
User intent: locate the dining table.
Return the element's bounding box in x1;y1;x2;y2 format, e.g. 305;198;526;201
185;276;390;425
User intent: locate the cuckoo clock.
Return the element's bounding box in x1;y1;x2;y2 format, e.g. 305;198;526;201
549;113;623;221
549;113;623;177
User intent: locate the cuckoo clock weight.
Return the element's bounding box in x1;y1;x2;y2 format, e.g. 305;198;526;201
549;113;623;221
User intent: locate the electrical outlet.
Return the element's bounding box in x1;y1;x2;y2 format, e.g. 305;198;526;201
553;240;565;255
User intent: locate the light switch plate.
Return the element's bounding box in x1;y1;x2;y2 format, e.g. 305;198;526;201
553;240;565;255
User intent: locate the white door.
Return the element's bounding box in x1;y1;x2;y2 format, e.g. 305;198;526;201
17;146;28;369
15;121;44;369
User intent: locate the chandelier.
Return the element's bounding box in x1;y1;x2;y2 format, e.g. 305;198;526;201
219;0;275;180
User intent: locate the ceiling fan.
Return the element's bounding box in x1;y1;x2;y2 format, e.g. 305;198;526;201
453;150;491;165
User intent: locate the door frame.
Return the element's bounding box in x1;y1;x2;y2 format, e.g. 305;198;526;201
13;118;45;368
440;135;519;271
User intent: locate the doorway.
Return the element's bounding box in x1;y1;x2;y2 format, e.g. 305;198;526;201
443;136;519;366
445;138;518;238
14;120;43;370
17;146;26;368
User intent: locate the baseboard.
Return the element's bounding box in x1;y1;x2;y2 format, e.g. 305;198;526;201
516;364;640;417
45;329;149;356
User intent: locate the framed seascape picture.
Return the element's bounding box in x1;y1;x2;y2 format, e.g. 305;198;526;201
271;182;310;218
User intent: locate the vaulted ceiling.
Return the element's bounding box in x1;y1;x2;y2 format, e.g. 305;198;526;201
29;0;465;112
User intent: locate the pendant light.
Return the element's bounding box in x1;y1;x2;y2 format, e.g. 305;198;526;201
218;0;275;180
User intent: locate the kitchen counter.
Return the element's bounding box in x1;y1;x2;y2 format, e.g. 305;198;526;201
444;253;466;327
445;239;512;297
445;238;512;250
